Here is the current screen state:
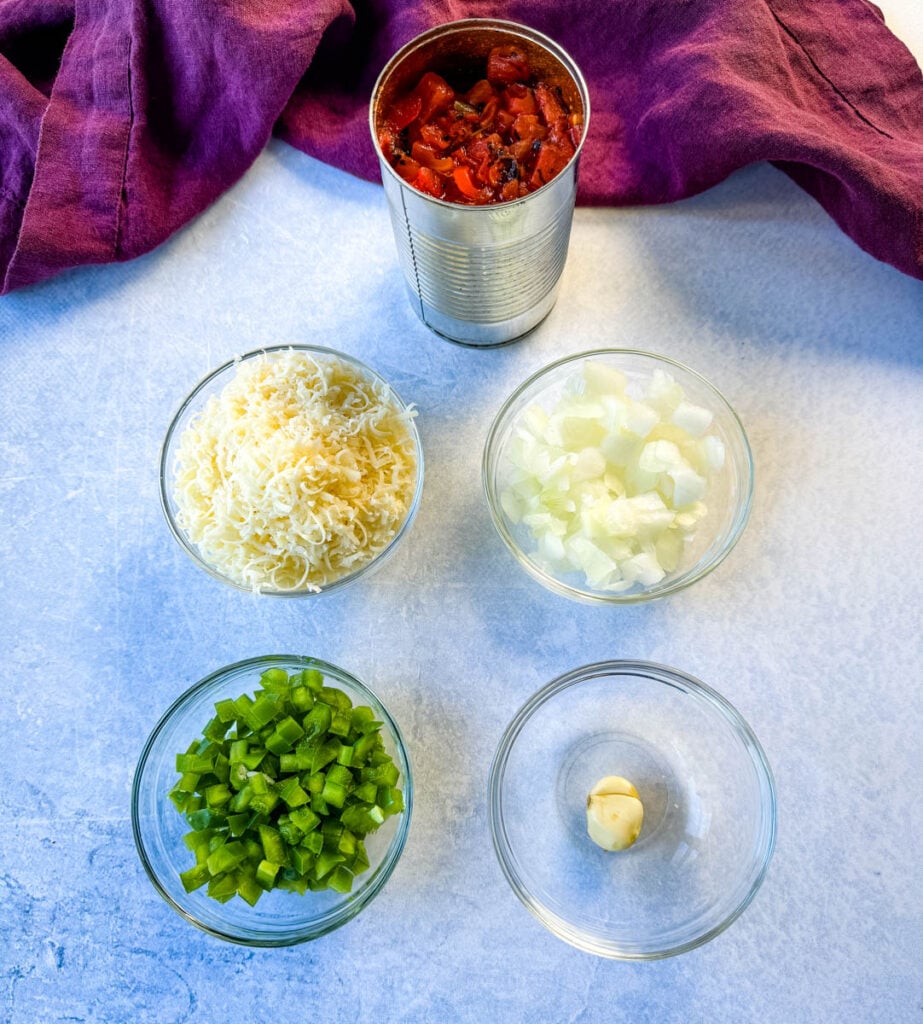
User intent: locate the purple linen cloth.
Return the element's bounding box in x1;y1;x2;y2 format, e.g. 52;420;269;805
1;0;921;293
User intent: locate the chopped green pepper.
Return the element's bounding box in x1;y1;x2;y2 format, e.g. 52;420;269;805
170;664;403;906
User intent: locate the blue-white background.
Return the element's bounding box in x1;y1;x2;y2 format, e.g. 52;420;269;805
1;4;921;1020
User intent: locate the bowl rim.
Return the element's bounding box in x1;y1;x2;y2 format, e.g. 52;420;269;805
131;654;414;946
481;347;755;605
487;659;777;960
159;343;425;597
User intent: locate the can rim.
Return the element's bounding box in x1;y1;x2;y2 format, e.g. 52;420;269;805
368;17;591;210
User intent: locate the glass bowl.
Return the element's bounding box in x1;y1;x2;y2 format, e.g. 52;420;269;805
482;349;753;603
160;344;424;596
488;661;776;959
132;655;413;946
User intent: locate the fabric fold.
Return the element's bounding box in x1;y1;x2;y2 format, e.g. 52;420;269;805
1;0;351;292
0;0;921;293
4;1;132;292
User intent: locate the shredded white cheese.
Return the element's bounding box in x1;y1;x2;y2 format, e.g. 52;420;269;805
173;350;418;592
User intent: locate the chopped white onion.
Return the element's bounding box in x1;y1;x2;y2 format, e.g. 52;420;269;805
501;361;724;592
671;400;714;436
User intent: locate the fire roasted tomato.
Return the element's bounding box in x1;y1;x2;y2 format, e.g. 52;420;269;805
386;94;422;131
503;84;537;116
379;45;583;205
453;165;491;203
486;45;531;85
528;140;573;191
415;72;454;121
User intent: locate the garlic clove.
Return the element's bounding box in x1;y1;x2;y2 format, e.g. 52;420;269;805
586;775;644;851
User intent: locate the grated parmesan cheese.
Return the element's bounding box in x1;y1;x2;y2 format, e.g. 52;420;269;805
173;349;419;592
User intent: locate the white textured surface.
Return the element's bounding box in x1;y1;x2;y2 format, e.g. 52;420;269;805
1;10;922;1019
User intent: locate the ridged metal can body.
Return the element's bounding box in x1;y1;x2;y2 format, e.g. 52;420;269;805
370;20;590;347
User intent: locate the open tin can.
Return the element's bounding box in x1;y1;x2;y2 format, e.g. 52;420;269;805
370;19;590;347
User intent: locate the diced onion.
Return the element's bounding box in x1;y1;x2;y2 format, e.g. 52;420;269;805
500;361;723;592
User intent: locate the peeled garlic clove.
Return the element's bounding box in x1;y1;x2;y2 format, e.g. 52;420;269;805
586;776;644;851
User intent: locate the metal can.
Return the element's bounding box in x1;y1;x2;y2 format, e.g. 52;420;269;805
370;19;590;347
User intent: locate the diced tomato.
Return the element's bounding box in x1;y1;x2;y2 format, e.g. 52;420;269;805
534;83;566;124
512;113;546;145
387;94;422;131
509;138;534;164
444;115;473;145
414;72;454;121
411;141;454;174
496;109;515;134
500;179;522;202
466;79;495;106
378;129;398;162
413;166;445;198
379;44;577;204
393;155;422;184
466;133;500;165
545;117;576;154
487;45;530;85
478;96;500;128
419;122;452;150
453;165;490;203
487;156;518;189
528;141;571;190
503;84;536;116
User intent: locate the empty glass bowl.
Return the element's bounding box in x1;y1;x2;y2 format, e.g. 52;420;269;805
488;661;776;959
160;344;424;596
132;655;413;945
482;349;753;603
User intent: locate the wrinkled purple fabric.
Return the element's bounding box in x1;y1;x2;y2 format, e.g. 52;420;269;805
0;0;921;294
